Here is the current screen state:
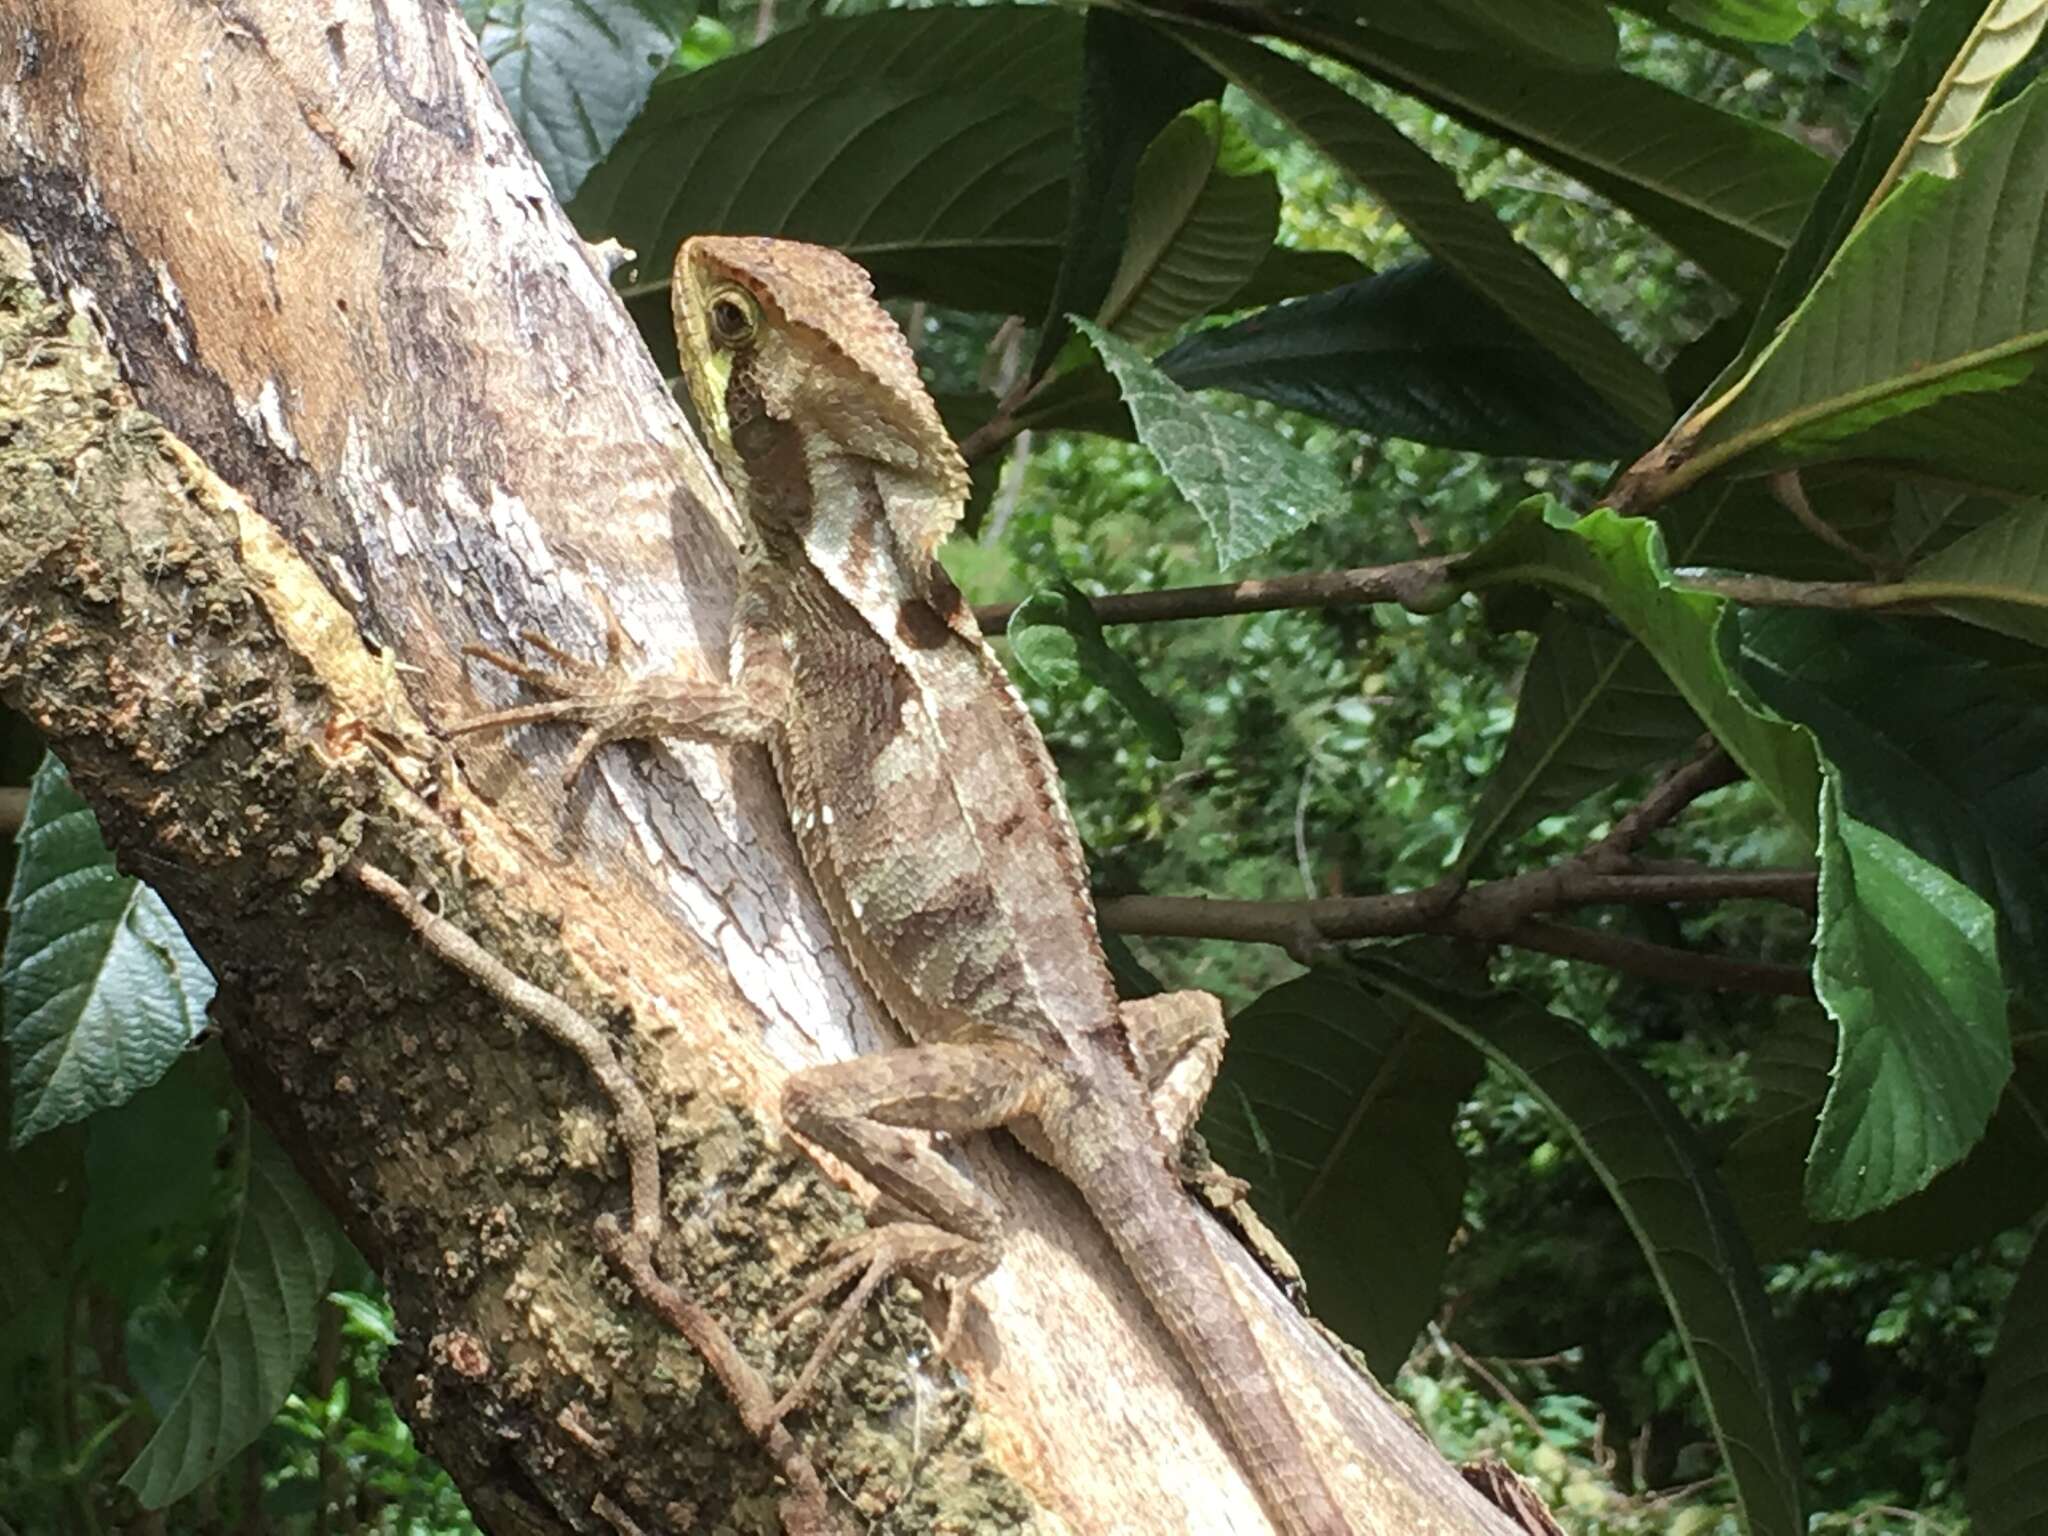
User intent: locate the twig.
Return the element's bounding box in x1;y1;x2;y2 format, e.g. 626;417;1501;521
0;786;27;835
975;558;1461;634
1768;471;1893;578
1444;1339;1548;1440
1589;741;1741;864
348;861;833;1533
1505;919;1810;996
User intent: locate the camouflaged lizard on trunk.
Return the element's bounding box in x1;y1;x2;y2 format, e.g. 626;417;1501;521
458;236;1356;1536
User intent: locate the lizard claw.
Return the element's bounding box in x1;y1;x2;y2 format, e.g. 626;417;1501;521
766;1224;988;1425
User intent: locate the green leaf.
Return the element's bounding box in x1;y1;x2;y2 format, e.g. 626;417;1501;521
1354;951;1804;1536
1034;10;1218;371
1456;611;1704;869
1732;0;2035;382
1969;1219;2048;1535
573;7;1081;316
1221;15;1826;300
1155;261;1646;459
1906;498;2048;647
1807;777;2008;1221
1456;501;1821;839
1097;104;1279;344
1074;318;1349;566
1161;30;1669;432
1458;475;1880;870
1651;0;1809;44
1199;971;1480;1377
3;755;214;1147
122;1125;340;1509
1008;580;1183;760
464;0;694;202
1647;75;2048;497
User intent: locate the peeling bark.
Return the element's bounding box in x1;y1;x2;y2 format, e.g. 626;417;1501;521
0;4;1518;1534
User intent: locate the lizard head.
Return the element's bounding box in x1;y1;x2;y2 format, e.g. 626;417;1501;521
672;235;970;565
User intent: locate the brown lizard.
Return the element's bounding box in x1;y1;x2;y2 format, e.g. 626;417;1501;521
456;235;1355;1535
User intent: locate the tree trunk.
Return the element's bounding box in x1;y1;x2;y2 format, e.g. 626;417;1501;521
0;4;1520;1533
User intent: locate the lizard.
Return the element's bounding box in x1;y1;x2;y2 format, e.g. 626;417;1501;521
454;234;1355;1536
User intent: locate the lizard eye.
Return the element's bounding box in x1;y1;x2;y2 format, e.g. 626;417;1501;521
707;288;759;349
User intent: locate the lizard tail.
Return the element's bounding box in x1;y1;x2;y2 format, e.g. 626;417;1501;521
1062;1101;1359;1536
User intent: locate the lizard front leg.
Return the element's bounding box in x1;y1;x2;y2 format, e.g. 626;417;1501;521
772;1038;1056;1420
452;586;791;780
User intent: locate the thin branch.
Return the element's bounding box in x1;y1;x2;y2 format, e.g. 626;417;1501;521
1590;741;1741;863
1768;471;1893;578
1098;757;1816;1002
969;557;1955;636
348;862;834;1534
976;558;1461;634
1506;919;1811;997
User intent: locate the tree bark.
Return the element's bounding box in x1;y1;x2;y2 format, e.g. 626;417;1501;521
0;4;1520;1534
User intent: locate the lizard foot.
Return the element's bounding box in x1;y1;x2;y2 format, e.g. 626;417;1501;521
767;1222;988;1424
452;592;645;786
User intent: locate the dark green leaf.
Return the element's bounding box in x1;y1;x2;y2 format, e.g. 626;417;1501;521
1076;319;1349;565
1201;970;1480;1376
1652;473;2009;581
1354;951;1804;1536
1224;16;1826;299
1456;610;1703;869
1346;0;1616;69
1158;261;1646;459
573;8;1081;315
0;1117;83;1413
1009;580;1183;759
466;0;694;202
122;1125;340;1509
76;1046;233;1303
1224;245;1371;310
3;755;214;1147
1161;29;1669;431
1720;1004;1838;1256
1968;1218;2048;1534
1738;608;2048;1003
1033;10;1218;370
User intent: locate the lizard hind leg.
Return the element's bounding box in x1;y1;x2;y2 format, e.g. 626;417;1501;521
1119;990;1226;1144
769;1040;1049;1422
